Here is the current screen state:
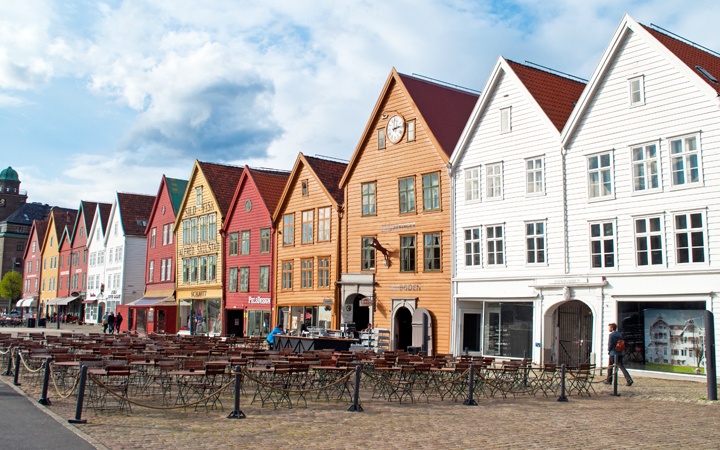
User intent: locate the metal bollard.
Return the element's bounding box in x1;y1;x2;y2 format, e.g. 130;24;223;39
463;363;478;406
557;364;568;402
4;344;13;376
13;350;22;386
611;361;620;397
348;364;364;412
227;365;246;419
68;365;88;424
38;356;52;405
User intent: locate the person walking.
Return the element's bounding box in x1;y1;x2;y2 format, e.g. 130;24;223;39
107;312;116;334
102;313;109;333
604;323;633;386
115;312;124;333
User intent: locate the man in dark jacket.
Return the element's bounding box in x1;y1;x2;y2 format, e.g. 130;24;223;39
604;323;633;386
115;312;124;333
107;312;116;334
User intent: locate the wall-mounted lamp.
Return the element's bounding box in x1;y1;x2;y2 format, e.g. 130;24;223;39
370;238;391;268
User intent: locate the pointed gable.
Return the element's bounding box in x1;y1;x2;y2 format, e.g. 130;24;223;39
506;60;586;132
303;155;347;206
22;219;48;261
52;207;78;240
117;193;156;236
166;177;189;215
197;161;244;217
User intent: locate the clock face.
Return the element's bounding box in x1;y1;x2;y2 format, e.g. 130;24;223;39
386;115;405;143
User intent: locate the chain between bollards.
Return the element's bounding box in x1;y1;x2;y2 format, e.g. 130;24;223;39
464;363;478;406
38;356;52;405
68;365;88;424
557;364;568;402
348;364;363;412
227;365;246;419
4;344;13;376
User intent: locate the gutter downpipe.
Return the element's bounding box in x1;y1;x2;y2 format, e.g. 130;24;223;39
447;162;457;356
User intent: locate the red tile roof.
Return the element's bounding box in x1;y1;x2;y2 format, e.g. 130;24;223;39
197;161;244;216
398;73;479;157
507;60;586;132
643;25;720;95
303;155;348;205
117;193;156;236
248;167;290;215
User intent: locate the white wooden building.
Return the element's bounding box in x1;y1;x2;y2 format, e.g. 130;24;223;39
84;203;112;324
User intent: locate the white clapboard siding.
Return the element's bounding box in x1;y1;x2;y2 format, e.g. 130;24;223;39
121;236;148;304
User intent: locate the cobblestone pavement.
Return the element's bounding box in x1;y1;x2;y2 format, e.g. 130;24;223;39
5;372;720;450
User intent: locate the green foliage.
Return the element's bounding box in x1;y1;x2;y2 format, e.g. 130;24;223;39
0;271;23;302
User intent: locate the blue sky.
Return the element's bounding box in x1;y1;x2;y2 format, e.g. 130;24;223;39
2;1;719;207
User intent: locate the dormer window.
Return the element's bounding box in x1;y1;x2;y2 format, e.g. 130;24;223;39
301;180;309;196
195;187;203;206
500;107;511;133
629;76;645;106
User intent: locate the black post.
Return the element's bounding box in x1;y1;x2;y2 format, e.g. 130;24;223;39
421;314;429;354
463;363;478;406
227;365;246;419
4;344;13;376
704;310;717;401
348;364;364;412
13;350;21;386
68;365;88;424
38;356;52;405
611;359;620;397
557;364;568;402
56;307;60;330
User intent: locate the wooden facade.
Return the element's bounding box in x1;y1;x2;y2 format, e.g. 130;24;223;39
39;208;77;314
340;69;478;354
20;219;48;312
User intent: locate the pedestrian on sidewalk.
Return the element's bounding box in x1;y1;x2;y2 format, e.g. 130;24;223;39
102;313;109;333
605;322;633;386
107;312;116;334
115;312;123;333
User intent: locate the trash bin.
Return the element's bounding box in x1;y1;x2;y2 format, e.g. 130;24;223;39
38;318;47;328
26;318;36;328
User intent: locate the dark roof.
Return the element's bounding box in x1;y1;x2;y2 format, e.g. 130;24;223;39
166;177;189;215
197;161;244;216
398;73;479;157
248;168;290;215
34;219;49;246
4;202;51;225
97;203;113;236
51;207;78;239
507;60;586;132
117;193;156;236
303;155;347;206
643;25;720;95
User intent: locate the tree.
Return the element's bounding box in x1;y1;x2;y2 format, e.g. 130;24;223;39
0;271;23;313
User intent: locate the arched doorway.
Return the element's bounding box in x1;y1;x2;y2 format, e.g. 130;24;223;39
394;307;413;351
555;300;593;366
352;295;370;331
98;303;106;324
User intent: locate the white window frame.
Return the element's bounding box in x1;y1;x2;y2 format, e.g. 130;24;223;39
587;151;614;200
485;163;503;200
589;220;616;269
464;227;481;267
673;211;707;264
634;215;665;267
669;133;702;188
500;107;511;133
486;224;505;266
631;142;661;193
629;76;645;106
525;221;547;265
465;167;480;202
525;156;544;195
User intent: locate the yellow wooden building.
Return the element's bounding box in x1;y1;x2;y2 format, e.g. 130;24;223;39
39;207;78;316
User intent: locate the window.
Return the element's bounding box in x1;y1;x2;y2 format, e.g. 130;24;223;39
283;214;294;245
317;207;331;241
590;222;615;268
398;177;416;213
182;260;190;283
229;232;239;256
635;217;663;266
670;135;700;186
32;241;36;253
486;164;502;199
240;267;249;292
318;258;330;287
362;182;376;216
361;237;375;271
160;259;166;281
260;228;271;253
199;256;208;282
526;222;546;264
208;255;217;281
377;129;385;149
190;218;198;243
301;259;313;288
526;158;544;194
422;172;440;211
465;167;480;201
500;107;511;133
182;220;189;245
241;230;251;254
150;228;156;248
424;233;441;271
407;119;415;142
162;224;169;245
400;235;416;272
282;261;293;290
208;214;216;241
588;152;613;198
148;260;154;282
674;212;705;263
486;225;504;265
191;258;198;282
632;143;659;192
195;186;202;206
259;266;269;292
165;258;172;281
302;210;314;243
199;216;208;241
301;180;309;196
228;267;238;292
629;76;644;106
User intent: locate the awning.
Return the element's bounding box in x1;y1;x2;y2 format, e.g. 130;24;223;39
82;298;97;304
47;296;79;306
16;297;38;308
128;290;175;307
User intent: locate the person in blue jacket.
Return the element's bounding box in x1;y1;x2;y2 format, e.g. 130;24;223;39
604;323;633;386
266;325;284;349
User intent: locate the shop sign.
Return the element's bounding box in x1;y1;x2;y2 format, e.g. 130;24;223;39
388;284;421;291
249;296;270;305
191;290;207;298
323;298;333;304
359;297;373;307
381;222;416;233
